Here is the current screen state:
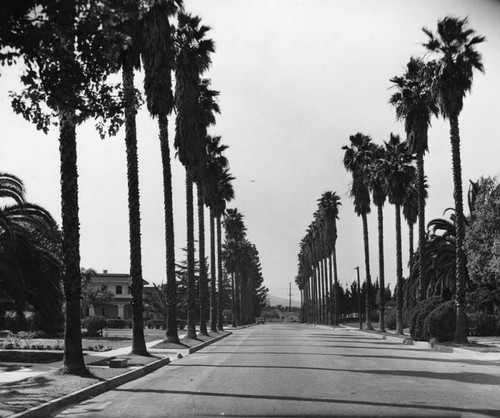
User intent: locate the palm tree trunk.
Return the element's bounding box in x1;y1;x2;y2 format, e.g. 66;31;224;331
236;271;242;325
361;213;373;330
186;168;197;339
323;257;329;323
333;247;339;326
209;208;217;332
377;204;386;332
395;203;404;335
416;151;426;302
305;277;310;322
158;114;180;344
322;258;327;323
123;59;148;356
59;109;87;375
197;186;208;336
449;116;468;344
314;264;319;323
216;213;224;331
408;222;414;264
312;264;316;323
231;272;236;327
328;252;333;325
319;260;324;323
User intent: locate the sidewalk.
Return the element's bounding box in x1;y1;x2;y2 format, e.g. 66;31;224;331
338;324;500;360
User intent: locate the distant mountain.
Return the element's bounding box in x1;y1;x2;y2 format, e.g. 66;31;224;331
266;294;301;308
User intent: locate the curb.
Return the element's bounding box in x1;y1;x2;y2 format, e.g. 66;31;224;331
11;332;233;418
188;331;232;354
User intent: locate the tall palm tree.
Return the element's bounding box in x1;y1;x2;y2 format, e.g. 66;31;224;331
196;80;220;335
378;134;415;334
317;191;341;325
403;179;418;261
343;133;376;330
119;0;147;355
175;12;214;340
204;135;229;332
423;16;485;343
390;57;438;304
367;144;388;331
215;168;235;330
141;0;183;345
223;208;247;326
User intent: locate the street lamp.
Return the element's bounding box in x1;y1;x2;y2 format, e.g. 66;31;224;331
355;266;362;330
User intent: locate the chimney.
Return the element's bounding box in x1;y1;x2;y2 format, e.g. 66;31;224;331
103;269;108;274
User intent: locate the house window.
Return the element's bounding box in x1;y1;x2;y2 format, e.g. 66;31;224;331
116;285;122;295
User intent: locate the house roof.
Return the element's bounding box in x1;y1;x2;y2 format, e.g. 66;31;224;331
90;273;149;285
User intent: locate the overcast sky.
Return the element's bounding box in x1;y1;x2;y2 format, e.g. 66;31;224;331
1;0;500;303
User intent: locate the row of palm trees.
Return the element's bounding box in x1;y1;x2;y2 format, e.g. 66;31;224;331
296;16;484;344
1;1;262;375
296;191;341;326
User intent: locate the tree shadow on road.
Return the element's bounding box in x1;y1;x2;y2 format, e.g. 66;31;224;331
337;353;499;366
338;368;500;385
113;387;500;417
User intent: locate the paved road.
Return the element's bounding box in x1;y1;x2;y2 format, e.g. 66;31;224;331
56;324;500;417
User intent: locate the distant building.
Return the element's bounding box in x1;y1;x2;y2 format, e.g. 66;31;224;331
274;310;299;323
87;270;149;320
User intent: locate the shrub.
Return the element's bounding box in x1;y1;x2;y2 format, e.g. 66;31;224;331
468;312;498;336
410;296;444;341
105;319;132;329
0;330;13;338
146;319;166;329
384;307;397;330
82;315;106;336
424;301;456;343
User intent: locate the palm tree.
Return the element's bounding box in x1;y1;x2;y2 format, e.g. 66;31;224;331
141;0;183;345
343;133;376;330
196;80;220;336
378;134;415;334
119;0;147;355
317;191;341;325
215;168;235;330
390;57;438;304
406;212;458;302
204;135;229;332
367;144;388;331
175;12;215;340
403;179;418;261
0;174;63;334
223;208;247;326
423;16;485;343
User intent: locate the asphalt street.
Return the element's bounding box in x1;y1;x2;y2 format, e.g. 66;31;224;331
55;324;500;417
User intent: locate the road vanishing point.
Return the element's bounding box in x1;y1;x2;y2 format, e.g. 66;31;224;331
56;324;500;417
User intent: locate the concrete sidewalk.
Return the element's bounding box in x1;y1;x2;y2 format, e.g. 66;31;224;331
337;324;500;360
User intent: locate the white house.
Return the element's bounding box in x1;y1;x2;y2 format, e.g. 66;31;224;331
87;270;149;320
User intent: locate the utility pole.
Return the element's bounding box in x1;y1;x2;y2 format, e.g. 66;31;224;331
355;266;362;330
289;282;292;313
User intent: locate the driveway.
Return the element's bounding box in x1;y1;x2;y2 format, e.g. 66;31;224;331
56;324;500;417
